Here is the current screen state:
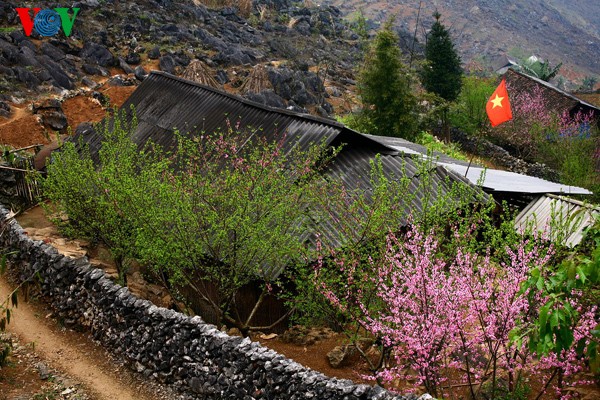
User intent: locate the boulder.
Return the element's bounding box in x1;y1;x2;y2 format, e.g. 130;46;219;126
261;90;286;109
81;77;98;89
17;45;41;68
148;46;161;60
91;91;110;107
290;81;316;106
294;20;312;36
33;98;62;112
41;110;68;131
134;66;148;81
80;42;116;67
38;55;74;89
159;55;177;74
194;28;228;51
82;63;103;76
215;70;229;84
0;39;19;63
107;75;135;86
118;57;134;74
33;99;68;131
321;101;333;114
125;52;141;65
326;345;356;368
0;100;10;118
41;42;66;61
8;30;27;44
13;67;40;89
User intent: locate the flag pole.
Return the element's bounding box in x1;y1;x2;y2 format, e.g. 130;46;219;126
465;143;475;177
464;124;482;178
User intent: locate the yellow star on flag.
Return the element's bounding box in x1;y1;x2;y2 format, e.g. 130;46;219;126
486;78;512;127
490;94;504;109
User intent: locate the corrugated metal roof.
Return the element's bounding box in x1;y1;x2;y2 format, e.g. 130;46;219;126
73;71;394;162
363;133;592;195
362;134;475;166
118;71;344;152
514;194;600;247
437;163;592;195
298;148;482;252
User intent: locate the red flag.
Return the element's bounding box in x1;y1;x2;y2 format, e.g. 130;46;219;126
486;78;513;127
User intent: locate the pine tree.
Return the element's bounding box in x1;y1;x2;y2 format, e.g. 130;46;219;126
358;20;417;140
421;12;462;102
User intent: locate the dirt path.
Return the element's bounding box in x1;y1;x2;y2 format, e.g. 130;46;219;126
0;277;162;400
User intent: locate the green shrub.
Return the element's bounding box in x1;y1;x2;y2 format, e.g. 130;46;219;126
449;75;496;135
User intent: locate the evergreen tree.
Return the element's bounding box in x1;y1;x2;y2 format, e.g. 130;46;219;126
421;12;462;102
357;20;417;140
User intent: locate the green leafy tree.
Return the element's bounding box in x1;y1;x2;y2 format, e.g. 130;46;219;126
518;218;600;386
421;12;462;102
132;126;330;335
43;109;154;285
350;8;369;49
356;19;418;140
43;110;332;336
449;76;497;135
579;76;598;93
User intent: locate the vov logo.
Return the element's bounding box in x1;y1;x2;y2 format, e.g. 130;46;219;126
15;8;80;37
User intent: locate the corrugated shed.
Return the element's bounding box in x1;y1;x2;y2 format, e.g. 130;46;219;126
514;194;600;247
68;71;489;279
437;163;592;195
297;147;483;252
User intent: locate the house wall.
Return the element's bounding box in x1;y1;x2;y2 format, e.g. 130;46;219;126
0;204;414;400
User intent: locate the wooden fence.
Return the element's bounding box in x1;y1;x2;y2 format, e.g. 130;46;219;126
0;154;42;206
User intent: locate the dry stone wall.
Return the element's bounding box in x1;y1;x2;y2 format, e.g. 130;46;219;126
0;204;417;400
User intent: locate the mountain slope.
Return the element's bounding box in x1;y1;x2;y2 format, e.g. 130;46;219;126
326;0;600;84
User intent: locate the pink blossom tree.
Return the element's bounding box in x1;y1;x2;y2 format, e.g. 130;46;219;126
315;222;598;399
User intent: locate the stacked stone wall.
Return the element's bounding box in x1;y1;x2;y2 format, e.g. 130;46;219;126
0;205;415;400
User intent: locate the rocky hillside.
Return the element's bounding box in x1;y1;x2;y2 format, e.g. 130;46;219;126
4;0;597;151
325;0;600;87
0;0;365;144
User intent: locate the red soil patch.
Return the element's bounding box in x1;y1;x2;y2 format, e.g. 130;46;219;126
56;85;137;133
142;59;160;73
0;84;137;150
100;85;137;109
257;334;374;385
62;96;106;131
0;105;49;149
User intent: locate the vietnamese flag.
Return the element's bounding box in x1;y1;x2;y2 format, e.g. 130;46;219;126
486;78;513;127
